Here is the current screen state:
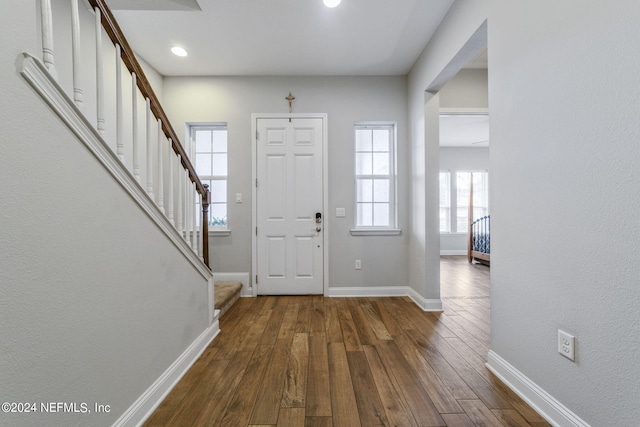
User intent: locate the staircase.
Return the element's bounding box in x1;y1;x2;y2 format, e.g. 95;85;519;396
214;281;242;317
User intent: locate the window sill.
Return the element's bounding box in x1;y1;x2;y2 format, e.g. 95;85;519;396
350;228;402;236
209;229;231;237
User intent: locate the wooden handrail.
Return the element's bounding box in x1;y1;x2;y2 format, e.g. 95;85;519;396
87;0;205;195
86;0;210;267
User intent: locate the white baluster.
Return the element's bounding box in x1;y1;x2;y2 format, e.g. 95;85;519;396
198;191;203;258
192;182;198;252
145;98;154;199
95;7;105;135
185;170;192;247
157;119;165;214
167;141;175;226
115;44;124;161
177;154;184;235
131;73;140;181
70;0;83;108
40;0;57;79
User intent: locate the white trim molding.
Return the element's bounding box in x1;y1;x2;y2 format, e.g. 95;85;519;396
350;228;402;236
327;286;442;312
407;287;443;311
440;250;466;256
113;322;220;427
486;351;591;427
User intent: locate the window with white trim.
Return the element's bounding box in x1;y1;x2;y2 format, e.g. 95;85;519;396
456;171;489;232
439;171;451;233
438;170;489;233
354;123;396;229
192;124;228;228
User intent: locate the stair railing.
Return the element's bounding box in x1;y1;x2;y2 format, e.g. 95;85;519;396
36;0;210;267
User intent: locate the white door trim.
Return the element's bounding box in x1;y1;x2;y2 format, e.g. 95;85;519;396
251;113;329;297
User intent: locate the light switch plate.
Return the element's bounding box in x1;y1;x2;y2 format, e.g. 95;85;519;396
336;208;346;217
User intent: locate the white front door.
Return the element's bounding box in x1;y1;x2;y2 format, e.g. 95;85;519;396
256;117;324;295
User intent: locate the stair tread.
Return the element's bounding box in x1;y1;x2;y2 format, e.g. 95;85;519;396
214;281;242;317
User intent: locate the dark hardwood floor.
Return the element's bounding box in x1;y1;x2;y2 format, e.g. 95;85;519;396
144;256;549;426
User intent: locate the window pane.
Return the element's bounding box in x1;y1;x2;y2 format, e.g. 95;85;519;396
357;203;373;227
439;171;451;233
195;130;212;152
439;172;450;206
356;179;373;202
440;207;450;233
372;153;389;175
210;204;227;226
212;154;228;176
472;172;489;209
456;172;470;206
456;207;468;233
355;153;372;175
373;179;389;202
196;153;212;176
373;203;390;226
210;180;227;203
212;130;227;152
355;129;372;151
372;129;389;151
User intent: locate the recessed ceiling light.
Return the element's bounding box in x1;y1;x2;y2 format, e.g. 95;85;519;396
323;0;341;8
171;46;188;57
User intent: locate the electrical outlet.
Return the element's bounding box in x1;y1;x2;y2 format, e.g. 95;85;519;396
355;259;361;270
558;330;575;361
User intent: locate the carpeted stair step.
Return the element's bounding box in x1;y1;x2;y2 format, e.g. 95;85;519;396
214;281;242;318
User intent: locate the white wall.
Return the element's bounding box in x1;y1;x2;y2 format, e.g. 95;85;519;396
488;0;640;424
0;3;211;425
440;147;489;253
407;0;487;303
162;76;410;290
439;68;488;109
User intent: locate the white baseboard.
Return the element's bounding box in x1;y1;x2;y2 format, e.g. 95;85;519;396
406;287;443;311
213;272;251;297
326;286;442;312
440;250;467;256
486;350;591;427
113;322;220;427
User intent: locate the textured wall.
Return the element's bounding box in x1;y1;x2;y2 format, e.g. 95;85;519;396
439;68;488;110
489;0;640;424
163;76;410;290
0;3;210;426
407;0;487;300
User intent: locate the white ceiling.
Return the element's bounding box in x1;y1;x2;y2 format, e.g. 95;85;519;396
439;114;489;148
106;0;456;77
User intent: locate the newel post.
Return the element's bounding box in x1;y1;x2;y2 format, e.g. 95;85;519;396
201;184;211;268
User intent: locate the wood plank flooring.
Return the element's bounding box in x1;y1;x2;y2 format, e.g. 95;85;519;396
144;256;549;427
